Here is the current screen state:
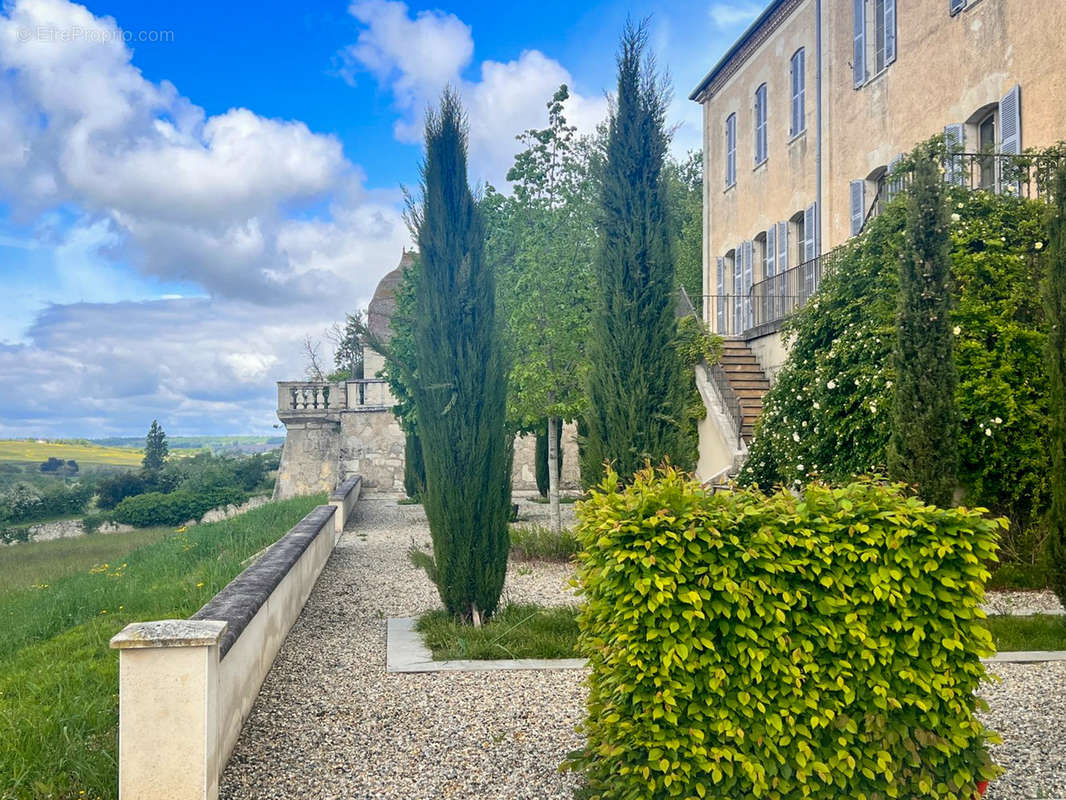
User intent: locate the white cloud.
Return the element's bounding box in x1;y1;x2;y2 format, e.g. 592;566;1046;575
0;0;409;307
708;2;764;29
341;0;608;187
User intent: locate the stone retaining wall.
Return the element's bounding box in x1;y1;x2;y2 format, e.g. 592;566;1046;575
109;477;361;800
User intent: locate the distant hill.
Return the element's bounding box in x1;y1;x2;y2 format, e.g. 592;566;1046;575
87;436;284;454
0;440;143;467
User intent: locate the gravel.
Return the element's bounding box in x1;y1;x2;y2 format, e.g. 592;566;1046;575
220;497;1066;799
984;590;1065;617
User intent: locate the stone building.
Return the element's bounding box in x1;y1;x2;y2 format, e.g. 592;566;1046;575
688;0;1066;480
273;251;580;498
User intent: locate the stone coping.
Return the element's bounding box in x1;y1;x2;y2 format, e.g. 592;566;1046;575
386;616;1066;672
111;619;227;650
190;505;336;659
330;475;363;503
386;617;587;673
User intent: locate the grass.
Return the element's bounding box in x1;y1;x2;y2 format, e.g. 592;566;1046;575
0;529;172;599
984;614;1066;651
416;602;580;660
526;494;580;504
987;562;1049;591
508;524;579;562
0;493;325;800
0;440;144;467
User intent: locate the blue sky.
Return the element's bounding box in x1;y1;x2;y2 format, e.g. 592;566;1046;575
0;0;764;436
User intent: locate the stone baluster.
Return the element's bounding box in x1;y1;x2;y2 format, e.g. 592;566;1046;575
316;386;327;409
289;387;299;410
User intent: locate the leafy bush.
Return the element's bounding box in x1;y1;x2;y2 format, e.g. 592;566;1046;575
739;187;1049;565
572;466;1001;800
80;512;113;534
112;487;246;528
95;472;149;510
0;481;93;524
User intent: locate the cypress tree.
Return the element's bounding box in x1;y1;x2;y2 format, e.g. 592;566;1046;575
582;22;686;485
535;420;563;498
888;148;958;506
410;90;512;625
1046;164;1066;606
143;420;168;472
403;429;425;500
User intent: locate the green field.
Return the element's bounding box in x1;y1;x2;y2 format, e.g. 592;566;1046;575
0;493;324;800
0;440;143;468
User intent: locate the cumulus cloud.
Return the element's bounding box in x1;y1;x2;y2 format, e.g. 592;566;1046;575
0;0;409;306
340;0;608;186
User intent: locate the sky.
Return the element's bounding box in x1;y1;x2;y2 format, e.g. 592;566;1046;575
0;0;765;437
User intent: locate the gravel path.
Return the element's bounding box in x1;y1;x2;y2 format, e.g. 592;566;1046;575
219;497;584;800
984;590;1065;617
220;497;1066;799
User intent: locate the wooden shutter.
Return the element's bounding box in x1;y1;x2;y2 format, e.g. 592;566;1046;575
804;203;817;261
716;257;726;333
766;225;777;278
725;114;736;187
944;123;965;185
755;85;767;164
743;240;754;330
776;221;789;272
850;180;866;236
883;0;896;65
733;251;744;333
999;85;1022;194
950;0;966;14
853;0;866;87
791;50;805;136
1000;85;1022;155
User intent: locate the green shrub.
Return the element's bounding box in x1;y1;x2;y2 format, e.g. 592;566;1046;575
112;487;245;528
572;466;1002;800
509;523;578;562
80;512;113;534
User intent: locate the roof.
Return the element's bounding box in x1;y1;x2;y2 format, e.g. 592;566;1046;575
366;250;416;344
689;0;789;102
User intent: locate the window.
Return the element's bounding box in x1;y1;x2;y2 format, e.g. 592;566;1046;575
789;211;806;268
854;0;896;87
754;84;767;165
790;49;805;137
754;231;768;283
725;113;737;188
950;0;966;14
977;111;996;189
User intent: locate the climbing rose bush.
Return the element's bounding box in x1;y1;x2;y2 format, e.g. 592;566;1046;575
572;466;1002;800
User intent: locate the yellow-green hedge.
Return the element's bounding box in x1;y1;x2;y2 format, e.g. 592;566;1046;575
572;467;1002;800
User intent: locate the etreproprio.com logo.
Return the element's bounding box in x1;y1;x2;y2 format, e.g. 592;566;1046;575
17;25;175;44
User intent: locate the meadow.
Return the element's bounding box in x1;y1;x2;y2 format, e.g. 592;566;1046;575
0;440;143;468
0;493;324;800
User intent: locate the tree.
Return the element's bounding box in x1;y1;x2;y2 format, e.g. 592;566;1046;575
1046;164;1066;605
535;421;563;498
326;312;365;381
143;420;169;473
484;84;599;530
582;22;687;485
408;90;512;626
888;148;958;506
664;150;704;314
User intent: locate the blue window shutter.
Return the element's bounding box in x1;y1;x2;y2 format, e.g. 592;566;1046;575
777;221;789;272
950;0;966;14
733;251;743;331
754;85;767;164
850;180;866;236
716;257;726;332
725;114;736;187
790;50;805;136
1000;85;1022;155
944;123;965;185
853;0;866;87
804;204;817;262
766;225;776;277
884;0;896;65
743;240;754;329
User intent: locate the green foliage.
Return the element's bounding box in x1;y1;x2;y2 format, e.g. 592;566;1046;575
572;466;1002;800
142;420;168;472
582;24;688;484
409;90;512;623
0;481;94;525
508;523;578;562
331;311;366;380
739;183;1051;567
982;614;1066;651
1047;164;1066;606
664;150;704;313
95;471;149;509
888;149;958;505
112;487;245;528
39;457;78;476
403;428;426;500
675;315;724;470
416;602;579;660
534;420;563;498
0;494;322;799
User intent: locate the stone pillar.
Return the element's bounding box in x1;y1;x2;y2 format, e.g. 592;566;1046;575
110;620;227;800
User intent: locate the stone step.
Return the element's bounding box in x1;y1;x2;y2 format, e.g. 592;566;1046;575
732;379;770;390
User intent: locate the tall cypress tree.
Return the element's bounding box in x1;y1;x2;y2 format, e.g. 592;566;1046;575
409;90;511;625
888;148;958;506
142;420;168;472
1046;164;1066;606
582;22;686;485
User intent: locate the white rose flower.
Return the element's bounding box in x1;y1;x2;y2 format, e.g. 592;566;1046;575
793;432;801;442
953;326;961;335
985;428;992;437
1035;241;1044;250
995;417;1002;424
813;402;821;409
827;380;837;390
951;213;961;222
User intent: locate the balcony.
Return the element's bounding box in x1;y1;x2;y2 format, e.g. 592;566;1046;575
706;253;825;338
276;379;393;423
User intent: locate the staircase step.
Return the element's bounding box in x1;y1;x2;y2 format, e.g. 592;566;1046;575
732;379;770;390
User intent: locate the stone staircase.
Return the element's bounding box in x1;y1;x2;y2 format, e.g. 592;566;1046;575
718;339;770;444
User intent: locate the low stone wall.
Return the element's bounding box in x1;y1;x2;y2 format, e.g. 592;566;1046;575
109;477;361;800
